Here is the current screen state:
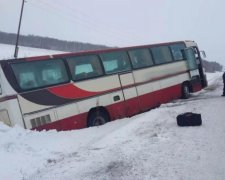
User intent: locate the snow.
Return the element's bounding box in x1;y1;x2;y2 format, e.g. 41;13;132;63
0;43;64;60
0;45;225;179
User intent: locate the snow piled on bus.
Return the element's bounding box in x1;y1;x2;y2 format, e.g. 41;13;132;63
0;72;225;180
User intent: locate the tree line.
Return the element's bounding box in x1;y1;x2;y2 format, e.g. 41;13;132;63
0;31;109;52
202;60;223;73
0;31;223;72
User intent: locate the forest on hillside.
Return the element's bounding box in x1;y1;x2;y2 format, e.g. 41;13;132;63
0;31;109;52
202;60;223;72
0;31;222;72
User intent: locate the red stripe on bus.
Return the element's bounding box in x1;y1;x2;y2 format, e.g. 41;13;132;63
47;70;188;100
25;55;53;61
33;84;183;131
48;84;100;99
0;95;17;102
33;112;88;131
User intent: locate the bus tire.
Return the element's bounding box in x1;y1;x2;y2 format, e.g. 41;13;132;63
182;83;190;99
87;109;109;127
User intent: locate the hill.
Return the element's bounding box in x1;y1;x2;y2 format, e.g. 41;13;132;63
0;31;109;52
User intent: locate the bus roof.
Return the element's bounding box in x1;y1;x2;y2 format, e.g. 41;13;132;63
1;40;191;63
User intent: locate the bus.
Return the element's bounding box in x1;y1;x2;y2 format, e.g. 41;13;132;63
0;40;207;131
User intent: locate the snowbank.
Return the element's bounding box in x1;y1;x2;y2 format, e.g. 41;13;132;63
0;67;225;179
0;44;225;180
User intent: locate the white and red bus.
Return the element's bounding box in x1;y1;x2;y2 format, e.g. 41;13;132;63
0;40;207;131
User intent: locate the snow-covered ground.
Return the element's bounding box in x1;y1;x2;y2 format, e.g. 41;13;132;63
0;44;225;180
0;43;63;60
0;71;224;180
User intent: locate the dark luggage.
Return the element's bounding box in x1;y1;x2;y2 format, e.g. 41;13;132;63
177;112;202;126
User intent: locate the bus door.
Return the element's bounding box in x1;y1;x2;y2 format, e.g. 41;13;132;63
193;46;207;87
184;48;200;78
184;47;204;91
118;72;140;117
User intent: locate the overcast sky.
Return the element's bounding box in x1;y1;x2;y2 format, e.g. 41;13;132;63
0;0;225;66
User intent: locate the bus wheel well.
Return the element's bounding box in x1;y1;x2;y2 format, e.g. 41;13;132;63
87;107;110;127
182;81;191;99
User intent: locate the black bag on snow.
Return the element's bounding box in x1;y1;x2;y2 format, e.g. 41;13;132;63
177;112;202;126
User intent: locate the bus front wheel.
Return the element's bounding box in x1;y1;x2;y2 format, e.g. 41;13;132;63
87;109;109;127
182;83;190;99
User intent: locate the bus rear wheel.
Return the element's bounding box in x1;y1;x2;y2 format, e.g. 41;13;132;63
87;110;109;127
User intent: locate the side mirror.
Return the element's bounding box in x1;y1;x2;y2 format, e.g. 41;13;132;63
200;51;206;58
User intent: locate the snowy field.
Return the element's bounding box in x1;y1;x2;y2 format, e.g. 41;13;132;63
0;44;225;180
0;43;63;60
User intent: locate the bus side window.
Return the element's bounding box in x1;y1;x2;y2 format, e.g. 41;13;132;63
19;72;37;89
75;64;93;80
67;55;103;81
39;60;69;87
12;59;69;91
128;48;154;69
100;51;131;74
42;68;63;85
90;58;103;76
170;43;186;61
151;46;173;64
